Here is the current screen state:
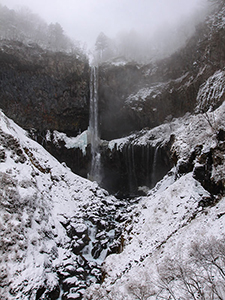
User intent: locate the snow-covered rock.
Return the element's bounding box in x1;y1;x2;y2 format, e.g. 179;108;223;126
85;171;225;299
1;71;225;300
0;110;130;299
84;102;225;299
196;69;225;112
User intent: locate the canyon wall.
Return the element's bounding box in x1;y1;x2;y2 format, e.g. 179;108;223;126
0;40;90;136
0;4;225;195
98;20;225;140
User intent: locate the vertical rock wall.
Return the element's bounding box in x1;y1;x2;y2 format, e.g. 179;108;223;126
0;40;90;136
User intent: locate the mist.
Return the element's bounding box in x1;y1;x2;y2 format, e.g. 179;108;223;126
0;0;210;62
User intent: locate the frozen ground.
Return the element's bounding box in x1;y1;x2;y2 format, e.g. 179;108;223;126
85;101;225;299
0;110;128;299
0;71;225;299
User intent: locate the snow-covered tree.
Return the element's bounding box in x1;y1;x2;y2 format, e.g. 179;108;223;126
0;4;81;54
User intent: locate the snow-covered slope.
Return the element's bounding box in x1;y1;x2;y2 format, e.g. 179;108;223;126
1;91;225;300
89;174;224;298
0;110;129;300
85;102;225;299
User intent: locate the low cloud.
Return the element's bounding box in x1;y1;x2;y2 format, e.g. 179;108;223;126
1;0;208;49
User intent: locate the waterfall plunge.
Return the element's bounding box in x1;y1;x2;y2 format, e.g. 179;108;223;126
89;66;101;183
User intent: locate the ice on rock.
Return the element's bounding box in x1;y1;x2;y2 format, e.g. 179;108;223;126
66;291;81;299
0;109;130;299
196;70;225;112
52;130;89;155
70;223;88;237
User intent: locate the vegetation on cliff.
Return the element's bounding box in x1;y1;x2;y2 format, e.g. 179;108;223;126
0;4;83;53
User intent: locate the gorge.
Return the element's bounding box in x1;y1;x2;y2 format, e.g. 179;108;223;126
0;1;225;299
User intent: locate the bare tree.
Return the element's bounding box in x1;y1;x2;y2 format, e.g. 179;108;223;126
157;238;225;300
0;4;80;54
84;239;225;300
127;272;157;300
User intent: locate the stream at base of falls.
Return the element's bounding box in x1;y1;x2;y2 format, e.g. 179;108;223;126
55;194;138;300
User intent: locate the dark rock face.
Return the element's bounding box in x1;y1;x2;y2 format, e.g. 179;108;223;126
98;64;146;140
34;130;92;179
1;5;225;198
100;142;173;197
98;17;225;140
31;130;173;196
0;40;90;136
181;141;225;196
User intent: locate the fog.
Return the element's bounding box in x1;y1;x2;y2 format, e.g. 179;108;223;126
1;0;208;49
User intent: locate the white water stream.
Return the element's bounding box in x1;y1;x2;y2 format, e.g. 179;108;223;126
151;145;159;186
88;66;101;184
82;221;115;265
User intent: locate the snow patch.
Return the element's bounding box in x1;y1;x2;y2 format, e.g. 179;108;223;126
126;83;165;108
196;69;225;112
53;130;89;155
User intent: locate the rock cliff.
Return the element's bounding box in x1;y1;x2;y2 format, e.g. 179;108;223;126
0;40;90;136
98;8;225;139
1;3;225;197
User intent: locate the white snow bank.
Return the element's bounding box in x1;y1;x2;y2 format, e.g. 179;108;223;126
95;170;225;299
196;69;225;112
0;110;111;299
106;100;225;154
52;129;89;155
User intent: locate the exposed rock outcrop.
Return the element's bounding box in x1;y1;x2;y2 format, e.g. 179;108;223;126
0;40;90;136
1;3;225;199
98;8;225;140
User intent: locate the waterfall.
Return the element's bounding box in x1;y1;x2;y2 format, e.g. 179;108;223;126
146;144;150;186
151;145;159;187
124;143;137;196
89;66;101;183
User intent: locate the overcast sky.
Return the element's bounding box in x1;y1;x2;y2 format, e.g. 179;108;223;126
1;0;207;47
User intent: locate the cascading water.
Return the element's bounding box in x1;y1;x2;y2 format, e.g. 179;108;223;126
146;144;150;186
126;143;137;196
89;66;101;183
151;145;159;187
